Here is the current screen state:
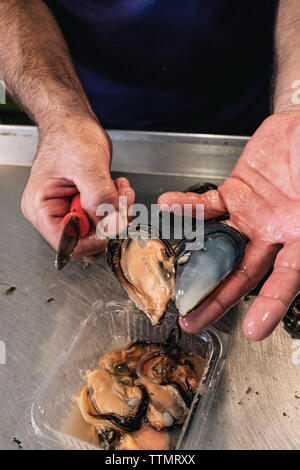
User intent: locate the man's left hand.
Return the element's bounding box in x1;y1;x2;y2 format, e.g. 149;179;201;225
159;111;300;340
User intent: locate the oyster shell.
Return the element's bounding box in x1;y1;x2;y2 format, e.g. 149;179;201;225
282;294;300;338
174;223;245;316
107;223;245;325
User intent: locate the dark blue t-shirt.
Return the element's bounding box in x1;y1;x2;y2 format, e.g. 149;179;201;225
46;0;278;135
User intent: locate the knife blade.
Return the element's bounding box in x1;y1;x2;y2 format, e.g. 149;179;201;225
55;193;90;270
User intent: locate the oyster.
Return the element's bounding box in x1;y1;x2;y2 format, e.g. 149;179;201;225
118;422;169;450
114;422;170;450
107;234;175;325
133;342;200;430
135;346;199;396
100;340;160;375
76;337;205;450
76;369;148;432
107;223;245;325
141;382;190;431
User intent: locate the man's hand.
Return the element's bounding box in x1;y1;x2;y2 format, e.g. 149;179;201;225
21;117;135;259
159;111;300;340
0;1;136;259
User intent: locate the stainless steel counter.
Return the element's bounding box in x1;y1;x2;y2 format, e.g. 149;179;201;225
0;126;299;450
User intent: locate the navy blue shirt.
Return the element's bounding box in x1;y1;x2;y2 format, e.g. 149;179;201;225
46;0;278;135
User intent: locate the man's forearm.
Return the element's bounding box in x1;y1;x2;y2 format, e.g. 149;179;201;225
273;0;300;112
0;0;95;131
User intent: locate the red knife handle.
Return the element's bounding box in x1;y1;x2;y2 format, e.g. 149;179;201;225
62;193;90;238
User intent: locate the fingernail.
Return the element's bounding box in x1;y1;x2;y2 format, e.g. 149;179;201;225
125;188;133;199
157;196;167;206
243;319;256;338
180;316;191;329
179;310;204;333
119;178;129;187
243;310;276;341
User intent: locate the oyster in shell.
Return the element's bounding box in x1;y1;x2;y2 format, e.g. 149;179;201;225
107;223;245;325
107;233;175;325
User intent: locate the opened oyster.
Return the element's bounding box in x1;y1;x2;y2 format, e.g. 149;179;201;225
76;337;205;450
107;223;245;325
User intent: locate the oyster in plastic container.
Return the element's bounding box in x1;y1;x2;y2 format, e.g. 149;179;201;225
29;300;231;450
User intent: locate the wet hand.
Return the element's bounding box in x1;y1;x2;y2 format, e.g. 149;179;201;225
159;111;300;340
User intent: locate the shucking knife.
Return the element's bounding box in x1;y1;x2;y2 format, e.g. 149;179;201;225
55;193;90;270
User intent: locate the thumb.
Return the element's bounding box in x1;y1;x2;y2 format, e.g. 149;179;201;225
74;171;119;227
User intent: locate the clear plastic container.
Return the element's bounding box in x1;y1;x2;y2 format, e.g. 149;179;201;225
29;300;231;450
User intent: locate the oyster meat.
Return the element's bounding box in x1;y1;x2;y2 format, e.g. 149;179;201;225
76;337;205;450
76;369;147;432
108;234;175;325
141;382;189;431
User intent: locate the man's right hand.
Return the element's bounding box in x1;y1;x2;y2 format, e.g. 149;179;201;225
0;1;134;259
21;117;135;259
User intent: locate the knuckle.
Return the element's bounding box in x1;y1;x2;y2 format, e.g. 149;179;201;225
116;177;128;186
82;179;116;209
99;184;117;201
21;184;45;221
232;268;258;291
212;297;226;314
32;189;44;211
21;193;28;219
